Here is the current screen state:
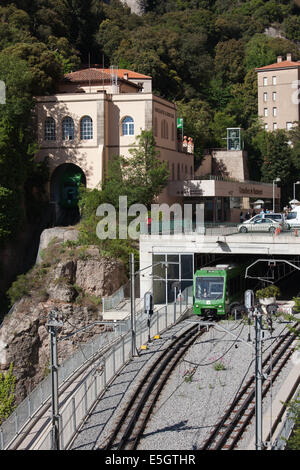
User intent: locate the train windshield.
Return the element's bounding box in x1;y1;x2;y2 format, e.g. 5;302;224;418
195;276;224;300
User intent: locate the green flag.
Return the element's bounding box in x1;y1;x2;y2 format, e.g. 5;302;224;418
177;118;183;129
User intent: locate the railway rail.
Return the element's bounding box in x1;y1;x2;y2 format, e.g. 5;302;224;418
200;322;299;450
101;322;208;450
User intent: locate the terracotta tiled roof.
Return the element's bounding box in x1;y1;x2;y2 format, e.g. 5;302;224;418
103;68;152;79
256;60;300;71
64;68;112;83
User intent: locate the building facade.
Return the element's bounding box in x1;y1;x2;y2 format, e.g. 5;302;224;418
256;53;300;131
35;67;194;211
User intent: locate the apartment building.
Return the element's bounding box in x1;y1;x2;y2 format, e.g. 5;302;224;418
256;53;300;131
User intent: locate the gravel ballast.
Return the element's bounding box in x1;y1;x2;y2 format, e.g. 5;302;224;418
70;313;299;451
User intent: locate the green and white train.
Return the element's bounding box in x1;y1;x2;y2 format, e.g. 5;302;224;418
193;264;246;317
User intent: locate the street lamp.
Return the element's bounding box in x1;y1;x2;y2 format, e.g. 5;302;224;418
293;181;300;201
272;177;281;212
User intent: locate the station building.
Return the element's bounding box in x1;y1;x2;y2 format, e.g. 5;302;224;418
35;67;280;224
168;128;280;222
35;66;194;215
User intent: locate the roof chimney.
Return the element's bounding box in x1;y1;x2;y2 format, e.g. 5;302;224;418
277;56;282;63
286;53;292;62
124;72;128;80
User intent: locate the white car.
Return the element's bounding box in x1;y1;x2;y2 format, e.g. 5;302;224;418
285;206;300;228
238;217;282;233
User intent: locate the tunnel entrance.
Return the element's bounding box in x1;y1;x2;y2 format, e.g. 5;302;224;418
50;163;86;226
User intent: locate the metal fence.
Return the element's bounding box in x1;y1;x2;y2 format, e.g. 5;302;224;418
1;285;193;450
102;284;126;312
271;386;300;450
0;323;125;450
36;285;192;450
140;220;238;236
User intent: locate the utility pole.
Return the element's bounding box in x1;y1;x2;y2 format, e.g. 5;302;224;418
254;307;263;450
244;290;263;450
47;309;63;450
130;253;136;357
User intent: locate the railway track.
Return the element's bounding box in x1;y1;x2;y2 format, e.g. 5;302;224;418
101;322;208;450
200;322;299;450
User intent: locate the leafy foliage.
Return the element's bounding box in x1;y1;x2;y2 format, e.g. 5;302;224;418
0;0;299;256
0;363;16;424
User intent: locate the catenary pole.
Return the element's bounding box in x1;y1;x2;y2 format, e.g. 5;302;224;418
130;253;136;356
255;307;263;450
47;310;63;450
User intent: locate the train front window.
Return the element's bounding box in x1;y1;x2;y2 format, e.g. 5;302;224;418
195;277;224;300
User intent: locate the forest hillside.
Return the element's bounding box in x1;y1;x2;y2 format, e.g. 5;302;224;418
0;0;300;307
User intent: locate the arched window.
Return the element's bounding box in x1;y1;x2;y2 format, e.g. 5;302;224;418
80;116;93;140
44;117;56;141
122;116;134;136
161;119;169;139
62;116;74;140
154;117;158;137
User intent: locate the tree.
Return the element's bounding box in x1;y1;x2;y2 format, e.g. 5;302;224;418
214;39;245;84
176;98;215;167
289;122;300;171
260;130;294;206
103;129;169;209
0;363;16;424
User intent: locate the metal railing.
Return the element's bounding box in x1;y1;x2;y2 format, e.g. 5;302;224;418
37;285;193;450
0;285;193;450
0;324;123;450
271;385;300;450
140;220;238;236
102;285;126;312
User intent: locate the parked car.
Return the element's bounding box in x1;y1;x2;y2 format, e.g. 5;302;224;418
238;217;283;233
241;213;290;230
285;206;300;229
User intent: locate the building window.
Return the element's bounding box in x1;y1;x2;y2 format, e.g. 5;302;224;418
264;108;268;117
273;107;277;117
263;92;268;102
161;119;169;139
177;163;180;180
264;124;268;131
80;116;93;140
171;122;175;141
154;117;158;137
273;123;277;131
44;117;56;141
272;76;277;85
62;116;74;140
272;91;277;101
263;77;267;86
286;122;293;131
172;163;175;180
122;116;134;136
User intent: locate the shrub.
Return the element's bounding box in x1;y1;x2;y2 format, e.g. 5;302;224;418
0;363;16;424
256;285;280;299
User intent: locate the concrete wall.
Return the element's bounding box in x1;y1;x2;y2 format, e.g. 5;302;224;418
211;150;248;181
195;154;212;177
139;232;300;298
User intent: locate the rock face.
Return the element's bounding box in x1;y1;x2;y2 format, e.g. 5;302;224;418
36;227;79;264
0;239;127;404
